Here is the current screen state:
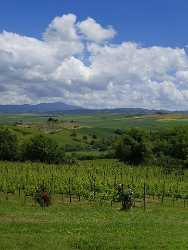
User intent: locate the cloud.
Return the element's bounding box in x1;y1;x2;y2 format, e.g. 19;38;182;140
43;13;84;58
78;17;116;43
44;14;78;42
0;13;188;110
54;56;91;83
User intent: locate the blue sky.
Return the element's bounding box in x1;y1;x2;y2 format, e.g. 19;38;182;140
0;0;187;48
0;0;188;109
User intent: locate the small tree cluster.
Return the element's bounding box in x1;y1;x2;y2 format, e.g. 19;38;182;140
22;134;65;164
115;127;188;168
0;129;18;161
115;128;153;165
0;128;65;164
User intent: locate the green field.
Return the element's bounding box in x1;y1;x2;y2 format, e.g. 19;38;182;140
0;199;187;250
1;112;188;129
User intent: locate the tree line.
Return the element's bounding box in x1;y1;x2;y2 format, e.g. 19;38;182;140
0;129;64;164
115;127;188;168
0;126;188;168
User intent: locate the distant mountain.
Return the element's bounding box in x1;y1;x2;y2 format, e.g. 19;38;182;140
0;102;185;115
0;102;82;113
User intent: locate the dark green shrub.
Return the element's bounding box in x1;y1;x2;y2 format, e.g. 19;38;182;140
115;128;153;165
82;135;88;140
70;131;77;137
0;128;18;161
22;134;65;164
92;134;97;139
114;129;124;135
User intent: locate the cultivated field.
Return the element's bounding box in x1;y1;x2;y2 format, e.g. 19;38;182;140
0;160;187;202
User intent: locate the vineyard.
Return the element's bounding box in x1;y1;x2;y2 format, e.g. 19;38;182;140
0;160;187;208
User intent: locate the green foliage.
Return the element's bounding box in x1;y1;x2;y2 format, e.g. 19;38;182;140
115;127;188;168
70;131;77;137
82;135;88;140
114;128;124;135
47;117;58;123
92;134;97;139
64;143;84;152
0;160;187;201
1;113;188;168
152;127;188;168
115;128;153;165
0;128;18;161
22;134;65;164
67;151;110;160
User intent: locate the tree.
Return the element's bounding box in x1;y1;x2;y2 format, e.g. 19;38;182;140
115;128;153;165
0;128;18;161
168;127;188;161
114;129;124;135
92;134;97;139
152;127;188;168
22;134;64;164
82;135;88;140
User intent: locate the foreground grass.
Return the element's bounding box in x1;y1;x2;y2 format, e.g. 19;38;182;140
0;199;187;250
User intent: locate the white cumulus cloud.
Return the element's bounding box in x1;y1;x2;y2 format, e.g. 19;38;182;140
0;13;188;110
78;17;116;43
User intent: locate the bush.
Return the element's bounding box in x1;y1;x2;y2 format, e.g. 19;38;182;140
82;135;88;140
22;134;65;164
114;129;124;135
64;144;84;152
70;131;77;137
115;128;153;165
152;127;188;168
0;128;18;161
92;134;97;139
115;126;188;168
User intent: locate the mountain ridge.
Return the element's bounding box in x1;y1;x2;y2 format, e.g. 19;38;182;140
0;102;82;113
0;102;187;115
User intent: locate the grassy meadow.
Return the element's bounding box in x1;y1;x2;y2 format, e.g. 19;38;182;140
0;198;187;250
